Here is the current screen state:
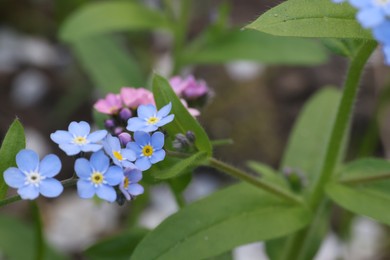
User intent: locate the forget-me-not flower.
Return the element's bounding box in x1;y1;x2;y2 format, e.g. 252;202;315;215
119;168;144;200
349;0;390;28
51;121;107;156
127;103;174;133
102;134;136;168
127;131;166;171
75;150;123;202
4;149;63;200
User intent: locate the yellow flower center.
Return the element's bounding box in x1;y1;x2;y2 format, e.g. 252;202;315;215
123;177;129;189
91;171;104;185
73;136;87;145
113;151;123;161
142;145;154;157
147;116;159;125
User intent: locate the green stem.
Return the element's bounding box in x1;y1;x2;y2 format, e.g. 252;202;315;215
283;42;377;260
31;201;44;260
208;157;303;204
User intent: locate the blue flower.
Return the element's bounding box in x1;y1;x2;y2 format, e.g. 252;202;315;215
373;20;390;44
119;168;144;200
102;134;136;168
126;103;174;132
51;121;107;156
127;131;166;171
383;45;390;65
75;150;123;202
349;0;390;28
3;149;63;200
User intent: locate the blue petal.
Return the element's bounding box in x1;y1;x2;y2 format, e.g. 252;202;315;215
151;132;165;149
127;142;142;156
134;131;150;146
137;104;156;119
104;166;124;185
18;184;40;200
39;154;61;177
119;185;131;200
96;185;116;202
75;158;92;179
121;148;136;161
4;168;25;188
122;161;136;168
384;45;390;65
373;21;390;44
356;8;385;28
50;130;72;144
88;130;107;142
59;144;81;156
157;102;172;118
39;178;63;198
127;117;147;132
81;144;103;153
90;150;109;173
349;0;372;8
127;183;144;196
69;121;90;136
135;157;151;171
126;168;142;183
150;149;165;164
77;180;95;199
156;114;174;127
16;149;39;173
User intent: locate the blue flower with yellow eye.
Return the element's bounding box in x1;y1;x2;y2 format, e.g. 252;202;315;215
126;131;166;171
75;150;123;202
51;121;107;156
102;134;136;168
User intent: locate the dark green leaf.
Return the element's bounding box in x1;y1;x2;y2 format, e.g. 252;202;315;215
131;183;311;260
321;39;365;58
152;74;212;156
0;119;25;199
73;36;144;93
246;0;373;40
84;228;149;260
181;30;327;65
60;1;171;42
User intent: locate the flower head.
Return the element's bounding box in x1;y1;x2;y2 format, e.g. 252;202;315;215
51;121;107;156
75;150;123;202
120;87;155;108
102;134;136;168
94;93;123;115
119;168;144;200
126;103;174;132
4;149;63;200
169;75;209;100
348;0;390;28
127;131;166;171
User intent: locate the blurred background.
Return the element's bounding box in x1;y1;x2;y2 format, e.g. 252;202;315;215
1;0;390;259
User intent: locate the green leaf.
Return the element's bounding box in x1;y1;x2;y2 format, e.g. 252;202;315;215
326;159;390;225
321;39;364;58
181;29;327;65
60;1;171;42
0;119;25;199
246;0;373;40
280;88;341;187
84;228;149;260
152;74;212;156
0;214;67;260
131;183;311;260
246;161;289;189
154;152;207;179
73;36;144;93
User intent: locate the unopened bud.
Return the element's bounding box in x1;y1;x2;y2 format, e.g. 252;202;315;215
119;108;132;121
104;119;115;129
186;131;196;143
114;127;123;135
118;132;131;146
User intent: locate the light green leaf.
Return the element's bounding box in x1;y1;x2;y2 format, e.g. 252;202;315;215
60;1;171;42
280;88;341;187
73;36;144;93
154;152;207;179
0;119;25;199
152;74;212;156
321;39;364;58
246;0;373;40
131;183;311;260
246;161;289;189
336;158;390;182
181;30;327;65
84;228;149;260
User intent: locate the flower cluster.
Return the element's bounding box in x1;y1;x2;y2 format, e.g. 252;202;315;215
332;0;390;65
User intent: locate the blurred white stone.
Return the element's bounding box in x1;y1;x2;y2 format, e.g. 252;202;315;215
183;173;220;203
233;242;268;260
44;193;120;252
225;61;265;82
0;29;21;72
21;37;60;67
153;52;173;77
315;233;342;260
138;184;178;229
11;69;49;108
25;127;50;157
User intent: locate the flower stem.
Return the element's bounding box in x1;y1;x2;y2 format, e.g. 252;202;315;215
31;201;44;260
208;157;303;204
